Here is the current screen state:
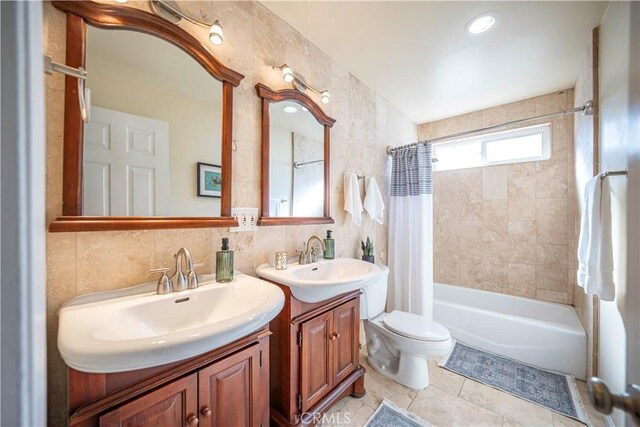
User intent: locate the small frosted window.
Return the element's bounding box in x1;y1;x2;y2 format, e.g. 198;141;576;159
485;134;544;163
433;141;482;171
433;124;551;171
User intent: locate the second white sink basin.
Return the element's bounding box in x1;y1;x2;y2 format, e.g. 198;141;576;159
256;257;381;303
58;274;284;373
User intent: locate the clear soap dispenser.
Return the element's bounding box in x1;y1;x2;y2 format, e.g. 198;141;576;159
215;237;234;283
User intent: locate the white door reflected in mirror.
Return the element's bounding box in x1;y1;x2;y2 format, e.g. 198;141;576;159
83;107;170;216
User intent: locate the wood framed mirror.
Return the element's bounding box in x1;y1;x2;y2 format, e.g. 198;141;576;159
255;83;336;226
49;1;244;232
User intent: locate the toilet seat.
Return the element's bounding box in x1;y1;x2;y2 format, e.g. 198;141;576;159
382;310;450;342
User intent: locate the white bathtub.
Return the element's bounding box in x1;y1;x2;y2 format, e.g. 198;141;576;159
433;283;587;380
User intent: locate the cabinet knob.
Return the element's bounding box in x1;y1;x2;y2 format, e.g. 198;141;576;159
335;332;341;339
329;333;337;341
187;414;199;426
200;406;212;419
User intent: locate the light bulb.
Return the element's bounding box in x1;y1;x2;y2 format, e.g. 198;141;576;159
321;91;330;104
466;12;498;35
209;20;223;45
282;66;294;83
114;0;128;3
284;106;297;113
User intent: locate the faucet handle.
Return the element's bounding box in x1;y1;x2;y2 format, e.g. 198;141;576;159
186;263;203;290
149;268;173;295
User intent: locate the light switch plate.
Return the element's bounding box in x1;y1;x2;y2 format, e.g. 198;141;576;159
230;207;259;232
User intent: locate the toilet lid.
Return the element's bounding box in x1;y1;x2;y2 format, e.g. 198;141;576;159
382;310;450;341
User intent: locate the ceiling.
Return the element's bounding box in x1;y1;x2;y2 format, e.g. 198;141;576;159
261;1;608;124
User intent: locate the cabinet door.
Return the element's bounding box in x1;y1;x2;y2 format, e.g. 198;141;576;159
99;374;198;427
198;343;262;427
300;310;333;411
332;298;359;385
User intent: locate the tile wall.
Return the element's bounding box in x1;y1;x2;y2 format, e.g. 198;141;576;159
573;29;599;377
43;1;416;424
418;91;577;304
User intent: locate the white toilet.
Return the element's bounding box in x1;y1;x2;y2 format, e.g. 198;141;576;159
360;264;452;389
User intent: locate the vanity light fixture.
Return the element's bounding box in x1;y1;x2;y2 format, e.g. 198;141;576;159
281;66;294;83
465;11;498;35
209;20;224;45
272;64;331;104
150;1;224;46
114;0;129;3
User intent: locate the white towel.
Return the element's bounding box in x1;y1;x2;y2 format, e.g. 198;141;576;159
269;198;289;217
363;177;385;224
577;174;615;301
343;173;363;226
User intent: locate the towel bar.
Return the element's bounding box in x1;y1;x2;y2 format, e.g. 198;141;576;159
600;170;628;179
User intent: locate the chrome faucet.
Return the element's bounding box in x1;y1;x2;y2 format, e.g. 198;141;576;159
299;235;326;264
149;247;200;295
172;247;199;292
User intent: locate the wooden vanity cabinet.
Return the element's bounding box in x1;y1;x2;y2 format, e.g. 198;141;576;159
68;329;270;427
267;285;365;426
98;374;198;426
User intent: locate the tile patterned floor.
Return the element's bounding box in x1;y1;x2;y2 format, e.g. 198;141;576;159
321;350;607;427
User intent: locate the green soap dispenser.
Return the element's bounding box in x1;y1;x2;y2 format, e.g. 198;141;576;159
215;237;234;283
323;230;335;259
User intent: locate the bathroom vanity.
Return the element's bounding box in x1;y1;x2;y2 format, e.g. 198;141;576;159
266;285;365;426
66;329;270;426
58;272;285;426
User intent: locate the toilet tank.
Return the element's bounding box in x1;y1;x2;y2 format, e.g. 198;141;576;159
360;264;389;320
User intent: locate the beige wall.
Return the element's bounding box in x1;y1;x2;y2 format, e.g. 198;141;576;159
44;1;416;424
418;91;576;304
573;29;599;378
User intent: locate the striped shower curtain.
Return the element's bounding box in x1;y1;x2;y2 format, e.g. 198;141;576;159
387;143;434;318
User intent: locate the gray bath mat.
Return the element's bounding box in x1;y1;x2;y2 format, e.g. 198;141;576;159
439;341;590;425
364;399;430;427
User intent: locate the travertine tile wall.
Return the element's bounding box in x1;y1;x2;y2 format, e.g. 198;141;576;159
418;91;577;304
573;32;599;377
43;1;416;424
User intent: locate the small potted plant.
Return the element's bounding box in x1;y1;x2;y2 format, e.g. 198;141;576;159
361;237;375;264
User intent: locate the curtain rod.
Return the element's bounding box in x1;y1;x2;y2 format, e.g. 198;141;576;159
387;100;593;155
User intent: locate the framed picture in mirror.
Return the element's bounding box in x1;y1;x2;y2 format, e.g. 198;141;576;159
197;162;222;198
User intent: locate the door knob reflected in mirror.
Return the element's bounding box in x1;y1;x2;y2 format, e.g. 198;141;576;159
588;377;640;424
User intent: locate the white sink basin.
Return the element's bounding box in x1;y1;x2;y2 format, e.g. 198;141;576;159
256;258;381;303
58;274;284;373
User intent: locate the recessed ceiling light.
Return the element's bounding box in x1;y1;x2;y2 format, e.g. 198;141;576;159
466;11;498;35
284;106;297;113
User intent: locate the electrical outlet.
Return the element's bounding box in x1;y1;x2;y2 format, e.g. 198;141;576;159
230;207;259;232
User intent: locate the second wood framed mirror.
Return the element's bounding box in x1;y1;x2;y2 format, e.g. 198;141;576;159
256;83;336;226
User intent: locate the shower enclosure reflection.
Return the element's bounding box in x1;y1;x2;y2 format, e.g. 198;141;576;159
268;100;325;217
